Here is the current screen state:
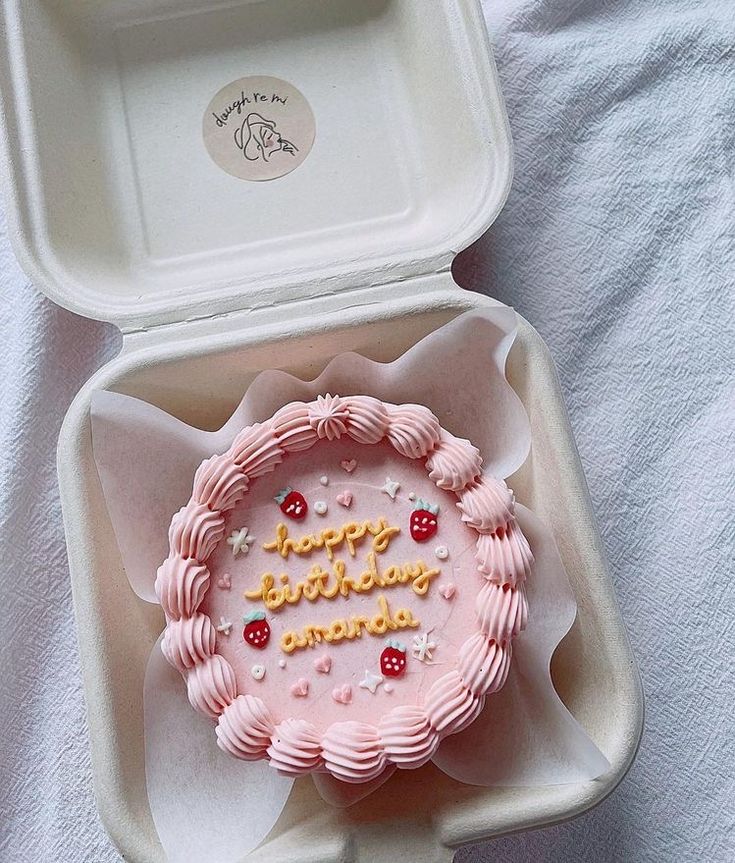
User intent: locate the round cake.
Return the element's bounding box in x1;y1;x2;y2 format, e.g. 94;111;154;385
156;394;533;783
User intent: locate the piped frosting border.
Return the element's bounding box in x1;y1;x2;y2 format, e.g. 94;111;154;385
156;394;533;783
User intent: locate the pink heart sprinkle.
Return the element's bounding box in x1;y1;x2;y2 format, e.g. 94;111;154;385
439;583;456;600
216;574;231;590
340;459;357;473
314;654;332;674
290;678;309;698
336;490;353;508
332;684;352;704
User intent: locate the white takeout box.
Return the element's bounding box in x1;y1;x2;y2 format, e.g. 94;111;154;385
0;0;643;860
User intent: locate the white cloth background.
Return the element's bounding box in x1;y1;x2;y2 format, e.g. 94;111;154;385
1;1;733;861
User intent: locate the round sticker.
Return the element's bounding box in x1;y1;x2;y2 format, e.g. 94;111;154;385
203;76;315;182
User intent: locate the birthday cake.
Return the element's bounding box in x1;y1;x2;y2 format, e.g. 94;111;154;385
156;394;533;783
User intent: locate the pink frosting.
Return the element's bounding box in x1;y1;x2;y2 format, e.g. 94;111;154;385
192;453;249;511
321;721;387;784
155;556;209;620
158;394;532;782
216;694;275;760
162;613;216;672
230;422;284;477
475;520;533;586
424;671;484;735
457;474;515;533
378;706;439;768
186;655;237;719
168;502;225;561
271;402;319;453
476;582;528;642
384;403;441;459
426;430;483;491
307;393;348;440
342;395;389;445
267;718;323;775
458;633;511;696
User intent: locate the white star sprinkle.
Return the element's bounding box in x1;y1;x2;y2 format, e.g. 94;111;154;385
381;477;400;500
412;631;437;663
216;617;233;636
358;670;384;694
226;527;255;556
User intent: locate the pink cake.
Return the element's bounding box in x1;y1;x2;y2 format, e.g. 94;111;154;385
156;395;533;783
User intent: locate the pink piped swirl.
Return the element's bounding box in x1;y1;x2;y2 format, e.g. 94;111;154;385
216;694;275;760
155;556;209;620
342;395;390;444
475;520;534;586
476;582;528;642
458;633;512;696
168;502;225;560
424;671;485;735
378;706;439;768
321;721;387;783
385;403;441;459
192;453;249;511
230;422;284;477
162;613;215;672
426;430;483;491
185;654;237;719
457;474;515;533
307;393;348;440
271;402;319;453
267;718;323;775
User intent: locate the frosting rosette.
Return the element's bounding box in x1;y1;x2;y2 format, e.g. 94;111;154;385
267;718;323;775
162;613;216;673
185;654;237;719
168;501;225;561
426;430;483;491
155;556;210;620
307;393;349;440
378;706;439;768
475;520;534;586
385;402;441;459
216;694;275;760
192;453;249;511
321;721;387;784
476;582;528;642
342;394;390;444
271;402;319;452
230;423;284;477
458;633;512;696
424;671;485;735
457;474;515;533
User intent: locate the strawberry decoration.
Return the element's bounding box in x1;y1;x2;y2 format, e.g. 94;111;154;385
380;640;407;678
243;611;270;649
274;486;308;520
409;499;439;542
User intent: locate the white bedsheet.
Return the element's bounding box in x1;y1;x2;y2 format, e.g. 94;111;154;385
1;1;733;861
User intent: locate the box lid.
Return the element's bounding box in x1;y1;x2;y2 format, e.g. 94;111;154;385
0;0;511;331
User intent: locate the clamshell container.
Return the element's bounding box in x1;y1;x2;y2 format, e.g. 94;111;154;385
0;0;643;860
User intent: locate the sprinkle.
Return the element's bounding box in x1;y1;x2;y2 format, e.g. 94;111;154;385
314;500;328;515
412;631;437;663
336;490;353;507
216;617;233;636
381;478;400;500
332;684;352;704
384;682;394;694
278;658;287;669
226;527;255;556
358;670;384;694
319;475;329;486
314;654;332;674
290;678;309;697
439;583;456;600
435;545;449;560
340;459;357;473
251;664;266;681
408;492;416;501
216;573;231;590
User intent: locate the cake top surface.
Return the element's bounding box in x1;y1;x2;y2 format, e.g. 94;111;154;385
156;394;531;783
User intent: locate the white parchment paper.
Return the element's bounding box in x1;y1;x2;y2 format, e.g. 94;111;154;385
91;307;608;860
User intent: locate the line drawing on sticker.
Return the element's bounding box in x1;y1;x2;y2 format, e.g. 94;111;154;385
234;112;298;163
